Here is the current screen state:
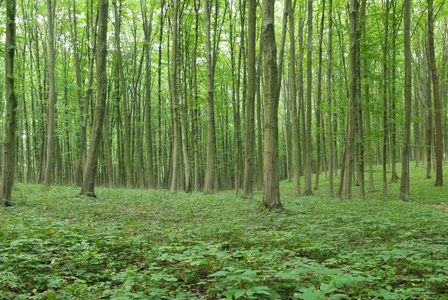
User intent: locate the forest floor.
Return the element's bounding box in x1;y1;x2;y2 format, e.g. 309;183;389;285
1;164;448;299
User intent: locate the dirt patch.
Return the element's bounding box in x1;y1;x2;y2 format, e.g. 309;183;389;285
434;202;448;211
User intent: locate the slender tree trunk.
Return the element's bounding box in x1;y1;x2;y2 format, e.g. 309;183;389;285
327;0;334;197
74;11;97;187
141;0;154;189
202;0;216;194
261;0;282;209
256;36;264;191
357;0;365;198
193;0;200;191
80;0;108;197
43;0;57;187
1;0;17;206
170;0;180;194
289;0;301;197
400;0;412;199
243;0;256;197
425;48;433;179
382;0;390;198
314;0;325;191
103;115;113;188
113;0;132;189
390;5;398;183
427;0;443;186
157;1;165;189
304;0;313;195
234;0;246;195
203;0;227;193
337;0;358;200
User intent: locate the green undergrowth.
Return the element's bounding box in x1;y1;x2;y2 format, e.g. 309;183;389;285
1;164;448;299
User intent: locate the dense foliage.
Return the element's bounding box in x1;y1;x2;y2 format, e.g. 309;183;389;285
0;0;447;194
1;164;448;299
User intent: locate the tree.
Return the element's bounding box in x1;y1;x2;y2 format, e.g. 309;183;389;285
242;0;256;197
1;0;17;207
157;0;165;189
203;0;227;194
113;0;133;189
304;0;313;195
170;0;180;194
314;0;326;191
141;0;154;189
80;0;109;197
261;0;282;209
382;0;390;198
289;0;301;197
337;0;358;200
399;0;411;199
427;0;443;186
326;0;334;197
43;0;57;187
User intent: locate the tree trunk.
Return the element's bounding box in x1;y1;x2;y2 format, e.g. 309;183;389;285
288;0;301;197
256;36;264;191
400;0;412;199
304;0;313;195
157;1;165;189
314;0;326;191
170;0;180;194
203;0;227;193
74;11;97;187
1;0;17;206
427;0;443;186
141;0;154;189
390;5;398;183
382;0;390;198
357;0;365;198
327;0;334;197
193;0;200;191
261;0;282;209
80;0;109;197
113;0;132;189
243;0;256;197
337;0;358;200
202;0;216;194
425;48;433;179
43;0;57;187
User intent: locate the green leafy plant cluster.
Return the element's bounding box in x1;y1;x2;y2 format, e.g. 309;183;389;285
1;166;448;299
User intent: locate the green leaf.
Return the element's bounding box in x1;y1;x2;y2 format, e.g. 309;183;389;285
209;270;229;277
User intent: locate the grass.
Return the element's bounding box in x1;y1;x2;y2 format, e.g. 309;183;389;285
1;163;448;299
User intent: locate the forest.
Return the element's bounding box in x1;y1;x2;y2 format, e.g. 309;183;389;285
0;0;447;205
1;0;448;298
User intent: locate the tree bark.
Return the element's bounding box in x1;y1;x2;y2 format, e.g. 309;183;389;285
382;0;390;198
203;0;227;193
113;0;133;189
43;0;57;187
141;0;154;189
400;0;412;199
80;0;109;197
261;0;282;209
337;0;358;200
1;0;17;206
427;0;443;186
193;0;200;191
289;0;301;197
157;1;165;189
326;0;334;197
202;0;216;194
243;0;256;197
314;0;326;191
170;0;180;194
304;0;313;195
